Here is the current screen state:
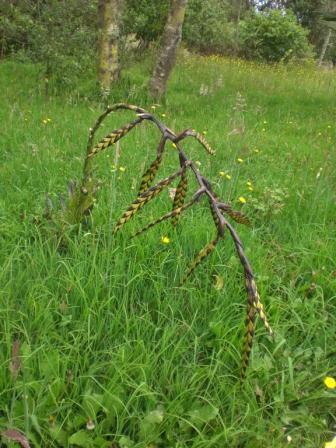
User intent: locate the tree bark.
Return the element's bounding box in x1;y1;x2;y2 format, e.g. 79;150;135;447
149;0;188;99
98;0;121;94
318;28;332;67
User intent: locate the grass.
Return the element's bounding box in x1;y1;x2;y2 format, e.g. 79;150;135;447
0;54;335;447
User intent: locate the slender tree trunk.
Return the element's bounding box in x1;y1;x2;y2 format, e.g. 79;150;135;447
318;28;332;67
149;0;188;99
98;0;121;94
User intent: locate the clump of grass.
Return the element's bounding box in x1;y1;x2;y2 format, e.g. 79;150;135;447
0;55;335;446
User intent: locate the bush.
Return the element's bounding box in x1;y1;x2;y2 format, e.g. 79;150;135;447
239;9;314;63
0;4;34;57
0;1;98;92
122;0;169;46
183;0;238;55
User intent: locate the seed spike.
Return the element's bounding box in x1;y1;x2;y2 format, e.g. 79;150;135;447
172;167;188;227
113;168;184;235
139;154;163;195
192;131;215;155
180;235;220;285
139;136;167;195
247;276;273;337
240;297;256;379
87;117;143;159
218;203;250;226
131;199;196;239
225;220;273;336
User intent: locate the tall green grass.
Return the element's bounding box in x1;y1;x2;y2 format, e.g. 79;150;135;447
0;55;335;447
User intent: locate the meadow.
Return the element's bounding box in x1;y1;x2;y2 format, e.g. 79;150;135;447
0;54;335;447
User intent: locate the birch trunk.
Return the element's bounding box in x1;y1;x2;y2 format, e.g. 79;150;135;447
149;0;187;98
318;28;332;67
98;0;121;94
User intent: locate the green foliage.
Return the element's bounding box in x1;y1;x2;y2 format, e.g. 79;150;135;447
183;0;238;54
240;9;314;62
1;51;336;446
0;3;34;58
249;186;289;222
122;0;169;45
0;0;98;91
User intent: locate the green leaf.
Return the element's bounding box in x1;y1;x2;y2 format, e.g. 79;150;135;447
82;393;104;418
144;409;164;425
68;430;93;447
49;424;68;446
188;405;219;424
39;349;60;378
119;435;135;447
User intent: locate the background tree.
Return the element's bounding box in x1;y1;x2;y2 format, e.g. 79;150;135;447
0;0;97;94
122;0;169;49
317;1;336;65
149;0;188;98
98;0;122;95
239;9;313;62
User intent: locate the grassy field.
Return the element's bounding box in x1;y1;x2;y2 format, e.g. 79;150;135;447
0;55;335;447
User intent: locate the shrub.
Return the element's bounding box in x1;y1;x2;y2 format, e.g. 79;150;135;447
0;1;98;92
0;4;34;58
183;0;238;55
122;0;169;47
239;9;314;63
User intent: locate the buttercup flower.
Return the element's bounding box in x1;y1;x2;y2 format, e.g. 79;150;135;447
325;436;336;448
161;236;170;244
324;376;336;389
239;196;246;204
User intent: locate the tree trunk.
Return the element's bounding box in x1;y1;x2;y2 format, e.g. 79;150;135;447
98;0;121;94
318;28;332;67
149;0;187;99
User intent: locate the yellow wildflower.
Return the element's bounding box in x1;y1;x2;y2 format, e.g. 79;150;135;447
119;166;126;172
172;143;177;149
47;118;52;122
161;236;170;244
202;130;207;135
42;119;48;124
237;158;243;163
325;437;336;448
161;113;166;118
248;186;254;192
239;196;246;204
324;376;336;389
219;171;225;177
225;174;232;180
246;181;252;187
